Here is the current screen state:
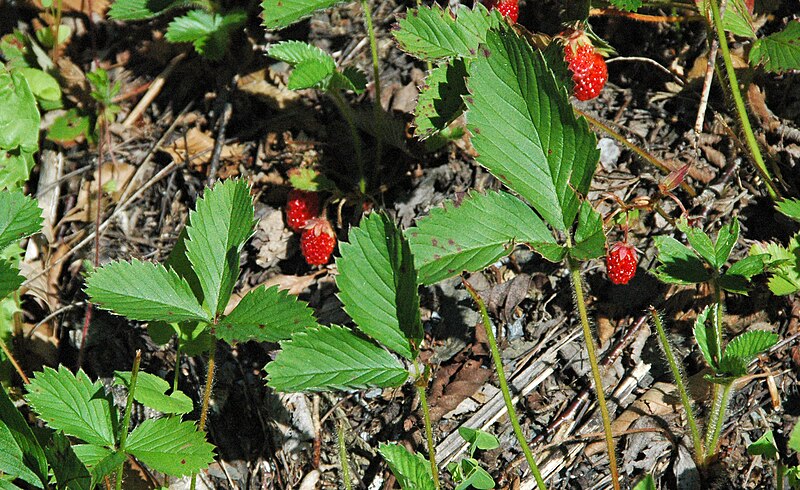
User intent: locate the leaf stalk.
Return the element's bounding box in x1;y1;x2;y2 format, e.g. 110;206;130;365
116;350;142;490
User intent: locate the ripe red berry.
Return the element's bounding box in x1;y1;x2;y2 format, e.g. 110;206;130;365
606;242;638;285
483;0;518;23
563;42;608;101
286;190;320;232
300;218;337;266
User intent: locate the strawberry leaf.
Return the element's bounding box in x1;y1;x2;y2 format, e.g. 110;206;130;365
749;20;800;73
653;236;712;284
392;4;502;61
25;366;117;447
0;69;40;155
185;179;255;316
215;285;318;343
789;422;800;453
0;384;48;488
632;475;656;490
692;306;717;369
0;421;43;488
608;0;642;12
776;198;800;223
261;0;344;30
108;0;198;21
414;59;468;140
408;190;557;285
714;218;740;269
676;218;717;269
85;260;211;323
718;330;778;377
125;418;215;477
114;371;193;415
747;430;778;459
265;325;409;392
569;202;605;261
378;444;435;490
465;26;599;232
0;190;42;250
336;213;421;360
44;432;92;490
718;254;768;294
0;260;24;300
165;10;246;60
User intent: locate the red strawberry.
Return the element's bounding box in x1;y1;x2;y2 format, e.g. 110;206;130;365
300;218;337;266
286;190;320;232
562;35;608;101
606;242;638;285
483;0;518;23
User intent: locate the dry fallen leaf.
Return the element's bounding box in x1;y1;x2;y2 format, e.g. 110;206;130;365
164;126;246;171
60;162;135;223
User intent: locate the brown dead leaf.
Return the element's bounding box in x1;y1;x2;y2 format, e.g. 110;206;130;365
165;127;246;171
238;69;301;110
428;359;493;422
60;162;135;223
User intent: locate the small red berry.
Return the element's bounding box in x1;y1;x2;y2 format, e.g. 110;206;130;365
300;218;337;266
483;0;519;23
562;34;608;101
286;190;320;232
606;242;638;285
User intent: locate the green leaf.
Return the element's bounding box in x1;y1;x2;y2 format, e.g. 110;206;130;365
693;306;717;369
46;109;92;144
609;0;642;11
413;59;468;139
747;430;778;459
215;285;318;343
632;474;656;490
454;458;494;490
287;167;336;192
108;0;201;21
0;261;23;300
165;10;246;60
392;4;501;61
653;236;712;284
44;432;92;490
714;218;740;269
751;239;800;296
0;69;40;153
749;20;800;73
85;260;210;323
569;201;605;261
465;27;599;231
17;67;61;103
458;427;499;452
328;66;367;94
289;59;335;90
777;198;800;223
72;444;113;469
114;371;193;415
73;445;124;488
0;384;47;488
719;254;767;294
378;444;435;490
265;325;409;392
25;366;116;446
125;417;215;477
0;151;36;191
788;422;800;453
677;218;717;269
261;0;344;30
185;179;255;316
408;190;556;286
165;226;204;302
0;190;43;250
0;422;42;488
268;40;333;66
337;213;421;359
719;330;778;376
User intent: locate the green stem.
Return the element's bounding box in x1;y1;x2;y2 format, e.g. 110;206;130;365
360;0;383;190
649;307;705;463
337;421;353;490
115;350;142;490
414;364;440;490
329;90;366;194
712;285;724;364
705;381;734;459
778;461;786;490
707;0;779;200
190;344;217;490
567;258;620;490
463;280;547;490
173;340;181;392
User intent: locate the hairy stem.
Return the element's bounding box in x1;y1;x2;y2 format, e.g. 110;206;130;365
567;258;620;490
337;420;353;490
190;344;217;490
329;90;366;194
649;307;705;463
707;0;779;200
116;350;142;490
415;370;440;490
463;279;547;490
705;381;734;459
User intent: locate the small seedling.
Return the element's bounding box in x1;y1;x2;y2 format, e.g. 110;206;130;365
446;427;501;490
747;422;800;489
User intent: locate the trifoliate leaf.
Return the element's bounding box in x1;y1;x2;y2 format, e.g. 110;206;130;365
265;325;409;392
215;285;318;343
653;236;712;284
408;190;557;285
85;260;210;323
392;3;502;61
749;21;800;73
718;330;778;377
336;213;421;359
747;430;778;459
465;26;599;232
165;10;246;60
108;0;199;21
125;418;215;476
458;427;500;452
0;190;43;250
693;306;717;369
0;384;47;488
262;0;344;30
570;201;605;261
413;59;468;139
25;366;116;447
185;179;255;316
114;371;193;415
378;444;435;490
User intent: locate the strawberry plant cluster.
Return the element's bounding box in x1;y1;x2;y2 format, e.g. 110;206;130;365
2;0;800;489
